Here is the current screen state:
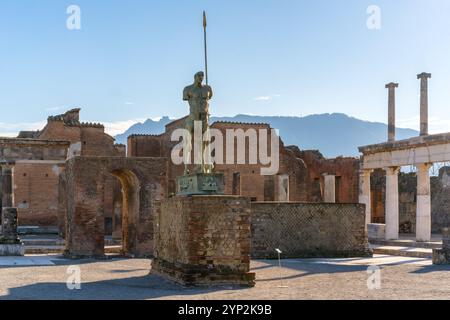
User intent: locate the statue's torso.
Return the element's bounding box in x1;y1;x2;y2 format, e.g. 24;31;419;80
184;84;212;116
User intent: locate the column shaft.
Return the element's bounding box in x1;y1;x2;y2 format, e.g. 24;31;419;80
359;170;372;229
416;163;432;242
323;174;336;203
385;167;400;240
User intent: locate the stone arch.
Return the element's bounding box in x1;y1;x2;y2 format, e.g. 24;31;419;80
110;168;140;256
63;156;167;258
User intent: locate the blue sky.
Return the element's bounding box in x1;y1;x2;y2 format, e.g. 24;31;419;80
1;0;450;136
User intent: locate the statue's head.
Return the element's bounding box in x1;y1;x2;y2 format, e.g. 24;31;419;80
194;71;204;84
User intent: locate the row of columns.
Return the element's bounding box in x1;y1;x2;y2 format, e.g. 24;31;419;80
359;164;432;241
385;72;431;142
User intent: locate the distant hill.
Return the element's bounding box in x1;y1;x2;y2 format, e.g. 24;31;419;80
114;113;418;158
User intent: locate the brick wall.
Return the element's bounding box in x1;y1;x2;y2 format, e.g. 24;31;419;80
126;118;359;203
63;156;167;258
251;202;372;258
14;162;64;226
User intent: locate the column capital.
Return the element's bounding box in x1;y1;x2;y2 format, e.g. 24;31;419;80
384;166;400;175
385;82;399;89
416;163;433;171
359;168;373;175
417;72;432;80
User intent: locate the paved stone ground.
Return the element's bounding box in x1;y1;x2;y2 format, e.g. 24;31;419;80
1;254;450;300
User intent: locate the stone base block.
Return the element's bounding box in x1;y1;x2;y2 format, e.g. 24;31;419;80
152;258;255;287
368;223;386;241
0;243;25;256
153;195;254;287
176;173;225;196
432;249;450;265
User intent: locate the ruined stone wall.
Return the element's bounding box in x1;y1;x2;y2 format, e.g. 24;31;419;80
126;119;356;203
14;162;64;226
251;202;371;259
286;147;360;203
64;156;167;258
127;134;163;157
1;109;126;228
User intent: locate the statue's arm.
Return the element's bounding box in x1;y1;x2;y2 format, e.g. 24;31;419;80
207;85;213;99
183;87;190;101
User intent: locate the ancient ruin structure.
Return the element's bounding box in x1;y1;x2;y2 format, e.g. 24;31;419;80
0;109;125;234
63;156;167;258
433;228;450;265
127;121;360;204
360;73;450;242
0;162;24;256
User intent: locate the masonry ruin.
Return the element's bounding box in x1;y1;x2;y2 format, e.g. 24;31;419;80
360;72;450;242
0;106;369;267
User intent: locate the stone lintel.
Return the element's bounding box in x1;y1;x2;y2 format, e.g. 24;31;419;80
359;131;450;155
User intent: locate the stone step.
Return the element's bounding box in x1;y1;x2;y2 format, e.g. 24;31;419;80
24;245;123;255
370;244;433;259
22;239;65;246
18;226;59;235
21;237;120;246
370;239;442;249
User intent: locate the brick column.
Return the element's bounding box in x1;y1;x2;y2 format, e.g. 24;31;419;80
385;167;400;240
416;163;432;242
359;169;372;229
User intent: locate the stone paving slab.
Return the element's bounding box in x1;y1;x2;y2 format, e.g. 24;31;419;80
0;254;64;267
0;254;449;300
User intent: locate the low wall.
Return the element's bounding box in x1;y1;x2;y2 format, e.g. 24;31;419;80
251;202;372;259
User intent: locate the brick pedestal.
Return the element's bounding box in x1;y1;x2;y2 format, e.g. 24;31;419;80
152;196;255;287
433;228;450;265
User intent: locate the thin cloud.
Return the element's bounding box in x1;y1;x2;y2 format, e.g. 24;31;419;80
98;118;146;136
253;94;281;102
397;115;450;134
45;106;67;112
0;121;46;137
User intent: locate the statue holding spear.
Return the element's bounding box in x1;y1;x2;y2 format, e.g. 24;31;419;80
183;11;213;174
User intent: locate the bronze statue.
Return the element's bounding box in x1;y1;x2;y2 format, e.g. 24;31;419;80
183;71;213;174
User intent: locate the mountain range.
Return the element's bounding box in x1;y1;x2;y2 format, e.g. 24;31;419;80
114;113;418;158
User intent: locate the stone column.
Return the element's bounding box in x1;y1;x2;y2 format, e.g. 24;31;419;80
323;174;336;203
416;163;432;242
417;72;432;136
1;208;20;244
359;169;372;229
385;167;400;240
385;82;399;142
1;164;14;208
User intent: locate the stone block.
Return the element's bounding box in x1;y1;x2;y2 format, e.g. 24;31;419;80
432;228;450;265
0;244;25;256
368;223;386;241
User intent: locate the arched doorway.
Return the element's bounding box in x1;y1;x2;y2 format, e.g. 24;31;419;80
111;169;140;256
63;156;167;258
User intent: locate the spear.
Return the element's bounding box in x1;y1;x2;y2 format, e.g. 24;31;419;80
203;11;209;86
